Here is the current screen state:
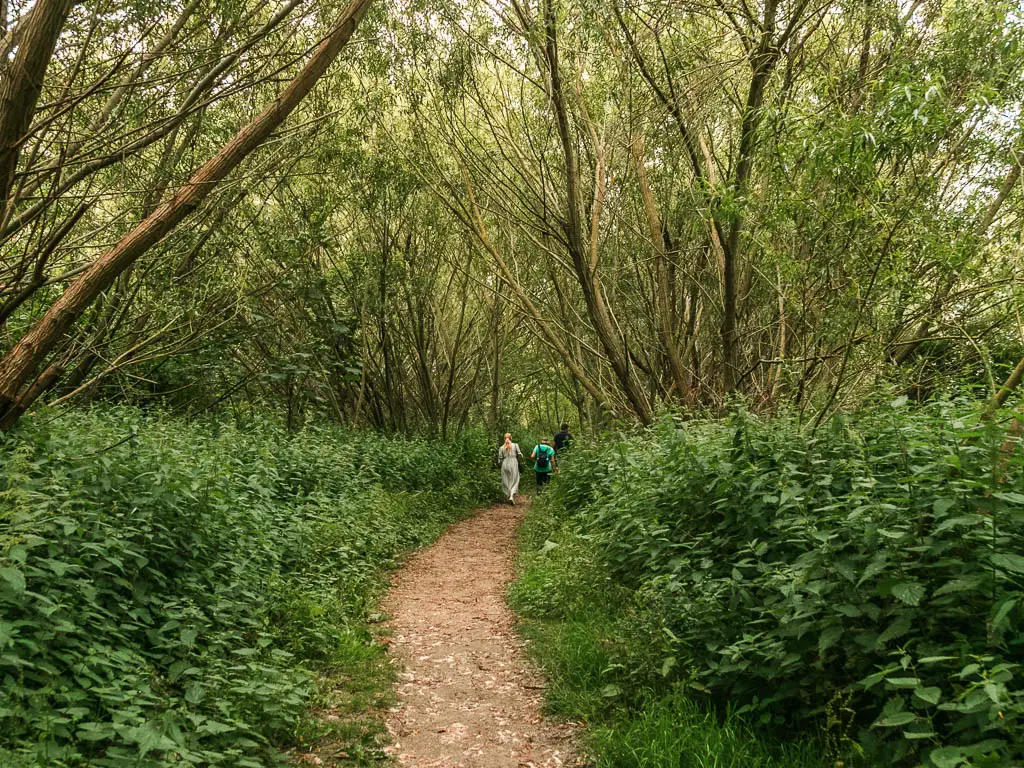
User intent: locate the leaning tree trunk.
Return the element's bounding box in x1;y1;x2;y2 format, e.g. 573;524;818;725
0;0;76;221
0;0;375;430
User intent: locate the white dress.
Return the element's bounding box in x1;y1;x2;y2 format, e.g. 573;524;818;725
499;443;522;498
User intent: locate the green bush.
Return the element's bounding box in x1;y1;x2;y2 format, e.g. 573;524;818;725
512;398;1024;767
0;408;493;767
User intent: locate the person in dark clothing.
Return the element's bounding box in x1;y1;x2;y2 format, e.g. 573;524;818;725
554;423;573;452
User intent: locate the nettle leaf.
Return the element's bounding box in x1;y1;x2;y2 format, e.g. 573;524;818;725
992;491;1024;505
930;746;965;768
877;615;913;645
660;656;677;677
886;677;922;689
961;739;1007;756
989;553;1024;574
168;660;189;682
76;722;116;741
198;719;234;735
858;553;890;586
991;598;1017;631
918;656;956;665
860;667;898;689
935;515;985;533
914;686;942;706
891;580;926;606
818;625;844;655
934;576;985;597
878;528;908;540
874;711;917;727
0;567;26;597
959;663;981;679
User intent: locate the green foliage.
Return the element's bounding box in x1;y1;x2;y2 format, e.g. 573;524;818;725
512;399;1024;766
588;693;823;768
0;408;493;767
511;480;821;767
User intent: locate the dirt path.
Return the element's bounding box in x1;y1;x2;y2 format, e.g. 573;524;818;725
382;503;578;768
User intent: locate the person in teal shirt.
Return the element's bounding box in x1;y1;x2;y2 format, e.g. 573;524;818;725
531;439;556;490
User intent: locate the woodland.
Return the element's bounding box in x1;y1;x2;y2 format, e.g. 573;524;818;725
0;0;1022;765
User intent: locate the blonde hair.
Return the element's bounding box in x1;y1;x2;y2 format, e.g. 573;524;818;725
503;432;513;451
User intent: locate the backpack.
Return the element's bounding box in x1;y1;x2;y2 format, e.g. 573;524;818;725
536;445;551;470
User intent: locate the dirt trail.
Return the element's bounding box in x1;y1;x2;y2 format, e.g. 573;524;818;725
382;503;578;768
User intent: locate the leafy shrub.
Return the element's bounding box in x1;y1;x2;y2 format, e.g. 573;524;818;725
0;408;492;767
514;399;1024;767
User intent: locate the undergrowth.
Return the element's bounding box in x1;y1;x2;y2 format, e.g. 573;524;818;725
511;397;1024;767
0;408;493;767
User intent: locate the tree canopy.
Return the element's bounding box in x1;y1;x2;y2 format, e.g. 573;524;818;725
0;0;1021;431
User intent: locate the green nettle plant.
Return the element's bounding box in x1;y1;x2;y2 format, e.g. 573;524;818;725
515;399;1024;767
0;408;493;767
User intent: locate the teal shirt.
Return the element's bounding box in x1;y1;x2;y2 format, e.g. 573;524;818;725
533;445;555;473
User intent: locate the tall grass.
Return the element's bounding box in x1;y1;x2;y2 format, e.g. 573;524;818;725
0;408;494;767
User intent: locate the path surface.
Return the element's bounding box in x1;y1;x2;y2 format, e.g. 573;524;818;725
382;503;578;768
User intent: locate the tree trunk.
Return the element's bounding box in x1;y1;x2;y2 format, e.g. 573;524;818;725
988;356;1024;416
0;0;375;429
489;289;502;428
460;171;613;414
722;0;779;394
0;0;76;219
632;135;689;400
543;0;652;423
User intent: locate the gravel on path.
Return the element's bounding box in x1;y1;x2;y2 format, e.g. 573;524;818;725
382;502;580;768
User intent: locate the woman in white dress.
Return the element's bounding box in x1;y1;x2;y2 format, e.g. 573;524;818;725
498;432;522;504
